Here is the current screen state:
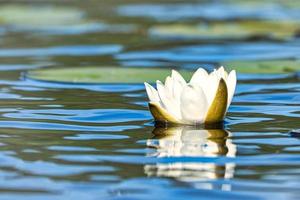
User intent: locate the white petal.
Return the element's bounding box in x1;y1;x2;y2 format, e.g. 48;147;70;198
217;66;228;80
165;75;182;109
171;70;186;106
164;76;173;97
190;68;209;86
226;70;237;109
171;70;186;85
144;82;160;102
156;80;170;110
156;80;181;119
217;66;225;74
203;73;221;108
180;84;209;124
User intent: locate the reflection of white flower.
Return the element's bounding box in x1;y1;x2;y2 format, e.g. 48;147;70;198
147;127;236;158
144;127;236;189
144;67;236;125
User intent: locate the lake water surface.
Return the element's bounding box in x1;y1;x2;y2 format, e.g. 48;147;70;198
0;0;299;199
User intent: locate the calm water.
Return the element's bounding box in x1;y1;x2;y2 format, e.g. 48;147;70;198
0;1;299;200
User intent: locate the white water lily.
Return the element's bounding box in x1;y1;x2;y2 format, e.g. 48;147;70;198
144;67;236;125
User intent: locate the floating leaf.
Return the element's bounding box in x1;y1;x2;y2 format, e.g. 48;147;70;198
0;5;83;26
230;0;300;9
26;67;193;84
224;60;300;73
118;1;300;21
150;21;300;40
0;5;138;35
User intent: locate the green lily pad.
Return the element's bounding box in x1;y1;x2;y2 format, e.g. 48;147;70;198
224;60;300;73
229;0;300;8
0;5;83;26
150;21;300;40
26;67;193;84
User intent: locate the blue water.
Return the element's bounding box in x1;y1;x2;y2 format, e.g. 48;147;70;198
0;1;299;200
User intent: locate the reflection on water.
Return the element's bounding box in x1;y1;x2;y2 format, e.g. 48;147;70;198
147;126;236;157
145;126;236;190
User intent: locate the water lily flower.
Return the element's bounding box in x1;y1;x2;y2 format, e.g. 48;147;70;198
144;67;236;125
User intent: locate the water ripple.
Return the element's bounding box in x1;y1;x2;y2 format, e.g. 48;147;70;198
3;109;150;123
0;121;140;132
0;45;122;57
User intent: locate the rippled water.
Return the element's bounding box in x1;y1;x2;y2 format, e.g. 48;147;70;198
0;1;299;200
